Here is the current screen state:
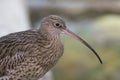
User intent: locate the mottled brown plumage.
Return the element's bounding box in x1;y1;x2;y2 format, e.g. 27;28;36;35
0;15;102;80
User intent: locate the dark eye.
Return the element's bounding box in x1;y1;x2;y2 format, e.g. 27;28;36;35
54;23;62;28
55;23;60;26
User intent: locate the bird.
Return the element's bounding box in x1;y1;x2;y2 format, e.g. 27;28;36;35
0;15;102;80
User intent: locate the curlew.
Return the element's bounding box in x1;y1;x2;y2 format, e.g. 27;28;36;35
0;15;102;80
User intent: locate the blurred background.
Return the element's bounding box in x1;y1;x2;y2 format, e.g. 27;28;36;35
0;0;120;80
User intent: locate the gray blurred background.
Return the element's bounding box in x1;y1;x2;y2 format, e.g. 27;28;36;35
0;0;120;80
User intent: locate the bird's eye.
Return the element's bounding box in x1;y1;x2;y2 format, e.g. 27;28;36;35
55;23;60;27
54;23;62;28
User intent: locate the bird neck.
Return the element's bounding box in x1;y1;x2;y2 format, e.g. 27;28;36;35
39;29;60;41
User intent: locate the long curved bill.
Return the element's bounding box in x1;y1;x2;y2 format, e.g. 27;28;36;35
62;28;103;64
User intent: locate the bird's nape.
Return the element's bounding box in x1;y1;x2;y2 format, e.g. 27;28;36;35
62;28;103;64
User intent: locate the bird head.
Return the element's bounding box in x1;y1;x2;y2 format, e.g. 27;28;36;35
40;15;103;64
40;15;66;35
